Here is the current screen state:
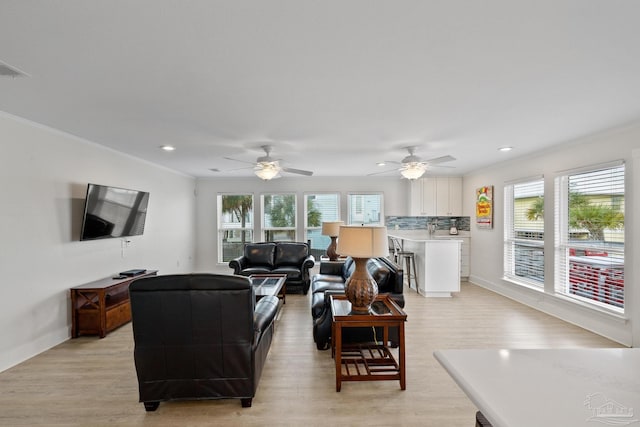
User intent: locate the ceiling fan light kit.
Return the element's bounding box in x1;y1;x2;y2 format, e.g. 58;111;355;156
367;146;455;179
223;145;313;180
400;162;428;180
254;162;281;180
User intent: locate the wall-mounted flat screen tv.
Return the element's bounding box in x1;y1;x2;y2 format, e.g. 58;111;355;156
80;183;150;241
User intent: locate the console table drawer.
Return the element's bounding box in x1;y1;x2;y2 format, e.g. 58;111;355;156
106;301;132;332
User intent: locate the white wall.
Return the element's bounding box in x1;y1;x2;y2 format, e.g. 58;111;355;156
0;113;197;372
194;176;408;271
464;122;640;346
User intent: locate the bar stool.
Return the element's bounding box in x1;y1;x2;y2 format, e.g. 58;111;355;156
390;237;418;292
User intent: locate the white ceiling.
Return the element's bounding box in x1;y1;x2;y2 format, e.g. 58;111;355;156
2;1;640;178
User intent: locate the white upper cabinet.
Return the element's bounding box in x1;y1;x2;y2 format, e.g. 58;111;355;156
438;176;462;216
409;176;462;216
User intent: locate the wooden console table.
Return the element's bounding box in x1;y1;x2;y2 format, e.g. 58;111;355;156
330;294;407;391
71;270;157;338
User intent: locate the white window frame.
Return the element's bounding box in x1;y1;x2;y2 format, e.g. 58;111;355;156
217;193;254;263
554;161;625;313
261;193;297;242
304;193;341;254
347;193;384;225
503;177;545;289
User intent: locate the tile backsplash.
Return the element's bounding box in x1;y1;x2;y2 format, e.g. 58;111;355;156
386;216;470;232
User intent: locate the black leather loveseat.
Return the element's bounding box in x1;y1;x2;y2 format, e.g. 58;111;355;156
229;242;315;294
311;256;404;350
129;274;279;410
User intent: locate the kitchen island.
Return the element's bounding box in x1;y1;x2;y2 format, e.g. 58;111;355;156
388;230;462;297
434;348;640;427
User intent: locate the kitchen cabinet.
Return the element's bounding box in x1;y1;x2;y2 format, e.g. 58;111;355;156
409;176;462;216
436;235;469;279
436;176;462;216
389;231;461;297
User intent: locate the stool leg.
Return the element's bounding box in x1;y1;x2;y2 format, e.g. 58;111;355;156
411;255;418;293
405;256;412;290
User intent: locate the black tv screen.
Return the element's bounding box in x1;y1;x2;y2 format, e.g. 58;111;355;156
80;183;150;241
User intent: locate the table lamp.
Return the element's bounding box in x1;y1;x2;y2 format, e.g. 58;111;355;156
337;225;389;314
321;221;344;261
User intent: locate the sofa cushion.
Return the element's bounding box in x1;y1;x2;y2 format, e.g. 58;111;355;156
274;242;308;267
271;266;302;280
311;279;345;295
244;243;276;268
238;267;272;276
311;274;345;293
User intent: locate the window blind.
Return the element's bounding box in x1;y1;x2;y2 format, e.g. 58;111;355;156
348;193;383;225
554;164;625;311
305;193;340;251
504;179;545;287
217;194;254;262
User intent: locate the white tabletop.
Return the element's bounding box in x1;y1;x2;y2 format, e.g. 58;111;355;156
434;348;640;427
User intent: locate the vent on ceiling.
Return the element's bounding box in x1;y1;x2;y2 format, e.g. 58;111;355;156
0;60;28;78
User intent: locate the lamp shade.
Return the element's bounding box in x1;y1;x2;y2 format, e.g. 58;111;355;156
337;225;389;258
321;221;344;237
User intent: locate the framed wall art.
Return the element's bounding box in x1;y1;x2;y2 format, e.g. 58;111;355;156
476;185;493;229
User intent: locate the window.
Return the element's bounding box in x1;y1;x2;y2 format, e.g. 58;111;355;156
262;193;297;241
347;193;383;225
504;178;545;287
218;194;253;263
555;163;625;311
305;193;340;258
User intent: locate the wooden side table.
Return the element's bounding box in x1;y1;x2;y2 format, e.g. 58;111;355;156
330;294;407;391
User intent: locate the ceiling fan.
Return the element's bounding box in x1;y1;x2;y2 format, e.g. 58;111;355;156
221;145;314;180
369;147;456;180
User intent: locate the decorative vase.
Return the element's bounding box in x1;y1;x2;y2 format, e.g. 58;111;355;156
344;257;378;314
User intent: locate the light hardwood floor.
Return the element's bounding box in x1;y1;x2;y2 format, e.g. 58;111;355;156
0;281;622;426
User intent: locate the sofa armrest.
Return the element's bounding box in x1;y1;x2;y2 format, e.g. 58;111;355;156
302;254;316;271
253;295;279;345
375;257;404;294
319;260;345;275
229;256;248;274
391;266;404;293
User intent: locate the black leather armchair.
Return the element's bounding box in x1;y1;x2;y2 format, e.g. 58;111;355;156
129;274;279;410
229;242;315;294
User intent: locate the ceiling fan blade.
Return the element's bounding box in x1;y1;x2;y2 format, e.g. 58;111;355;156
223;156;255;165
366;168;399;176
282;167;313;176
424;155;456;165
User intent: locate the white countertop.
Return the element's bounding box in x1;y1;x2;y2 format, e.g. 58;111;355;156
388;229;469;242
434;348;640;427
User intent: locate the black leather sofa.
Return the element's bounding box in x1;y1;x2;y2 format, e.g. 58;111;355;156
129;274;279;410
311;256;404;350
229;242;315;294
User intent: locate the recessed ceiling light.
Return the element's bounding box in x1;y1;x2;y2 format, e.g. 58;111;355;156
160;145;175;152
498;146;513;152
377;162;386;166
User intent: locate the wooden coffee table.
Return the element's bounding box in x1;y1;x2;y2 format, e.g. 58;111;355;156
330;294;407;391
249;274;287;304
